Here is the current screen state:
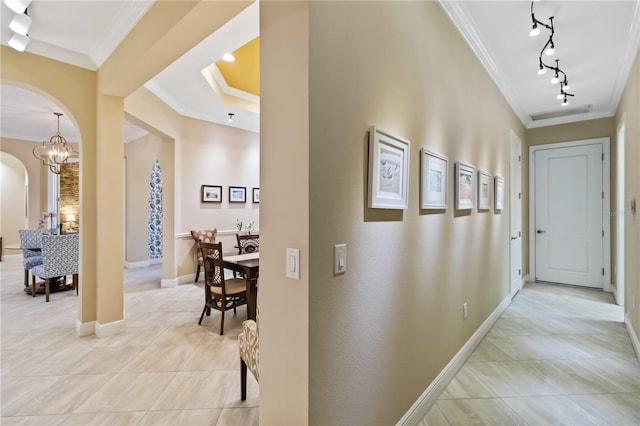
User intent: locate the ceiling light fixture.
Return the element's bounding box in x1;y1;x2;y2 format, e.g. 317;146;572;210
4;0;31;14
32;112;78;175
228;113;235;122
529;1;575;106
8;33;29;52
222;53;235;62
9;10;31;35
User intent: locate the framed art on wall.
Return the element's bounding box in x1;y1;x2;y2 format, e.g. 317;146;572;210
420;149;448;209
201;185;222;203
478;170;491;210
455;162;475;210
495;176;505;210
368;126;410;209
252;187;260;203
229;186;246;203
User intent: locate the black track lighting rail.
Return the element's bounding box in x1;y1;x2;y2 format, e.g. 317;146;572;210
530;1;575;105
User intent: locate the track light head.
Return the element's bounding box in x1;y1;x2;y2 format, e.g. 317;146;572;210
530;23;540;37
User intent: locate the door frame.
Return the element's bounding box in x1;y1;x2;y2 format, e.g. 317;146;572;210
510;130;523;297
529;137;611;292
615;115;626;305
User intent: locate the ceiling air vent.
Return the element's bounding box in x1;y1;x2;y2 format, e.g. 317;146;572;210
530;104;593;121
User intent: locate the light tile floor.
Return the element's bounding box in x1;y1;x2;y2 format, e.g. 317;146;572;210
421;282;640;426
0;255;258;425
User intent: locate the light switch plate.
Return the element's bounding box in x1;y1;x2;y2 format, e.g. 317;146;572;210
286;248;300;280
334;244;346;274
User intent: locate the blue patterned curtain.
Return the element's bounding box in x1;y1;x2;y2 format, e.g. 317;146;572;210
148;161;163;260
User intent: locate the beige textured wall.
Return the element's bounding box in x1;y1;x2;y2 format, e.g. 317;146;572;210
524;117;615;277
615;50;640;342
260;1;310;424
0;152;28;251
180;116;259;273
304;2;524;423
124;133;164;263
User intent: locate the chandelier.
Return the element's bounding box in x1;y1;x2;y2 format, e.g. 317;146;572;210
529;1;575;106
32;112;78;175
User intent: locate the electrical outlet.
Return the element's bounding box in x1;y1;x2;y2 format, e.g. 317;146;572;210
463;302;468;319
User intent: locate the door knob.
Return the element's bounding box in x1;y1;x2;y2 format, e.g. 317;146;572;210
511;236;518;240
537;229;546;234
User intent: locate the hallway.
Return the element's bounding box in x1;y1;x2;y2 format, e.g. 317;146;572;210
422;282;640;425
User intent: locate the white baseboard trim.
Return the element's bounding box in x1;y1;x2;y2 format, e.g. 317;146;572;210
75;319;96;336
521;274;530;289
124;258;163;269
625;313;640;362
161;274;195;288
397;294;512;425
95;319;125;338
125;260;149;269
161;277;178;288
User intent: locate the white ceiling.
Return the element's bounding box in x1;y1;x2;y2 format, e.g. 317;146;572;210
442;0;640;128
1;1;639;144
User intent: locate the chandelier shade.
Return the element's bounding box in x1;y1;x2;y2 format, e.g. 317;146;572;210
32;112;79;175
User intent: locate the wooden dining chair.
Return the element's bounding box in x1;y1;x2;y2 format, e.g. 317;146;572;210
236;233;259;255
198;241;248;335
190;229;217;282
30;234;79;302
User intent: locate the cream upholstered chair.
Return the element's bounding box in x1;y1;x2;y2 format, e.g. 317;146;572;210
190;229;217;282
30;234;79;302
18;230;43;287
198;241;247;335
239;294;259;400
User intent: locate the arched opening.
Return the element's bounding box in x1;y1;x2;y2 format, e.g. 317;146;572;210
0;82;83;301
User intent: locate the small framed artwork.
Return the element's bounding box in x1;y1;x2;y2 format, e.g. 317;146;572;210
495;176;505;210
229;186;246;203
420;149;448;209
478;170;491;210
252;187;260;203
368;126;410;209
455;162;475;210
201;185;222;203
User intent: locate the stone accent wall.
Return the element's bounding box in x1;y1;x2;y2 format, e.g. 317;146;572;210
60;162;79;232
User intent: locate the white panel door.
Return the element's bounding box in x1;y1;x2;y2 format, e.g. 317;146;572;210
510;133;522;297
535;144;603;288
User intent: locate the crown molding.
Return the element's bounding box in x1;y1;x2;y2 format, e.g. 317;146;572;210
26;38;97;70
607;0;640;114
89;1;154;67
527;110;614;129
438;1;532;128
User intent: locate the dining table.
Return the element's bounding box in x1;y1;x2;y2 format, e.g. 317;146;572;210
224;252;259;320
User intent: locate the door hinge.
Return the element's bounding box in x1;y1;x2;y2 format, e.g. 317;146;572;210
518;155;521;162
518;269;521;276
519;192;522;199
519;231;521;237
602;153;605;161
602;192;605;199
602;229;605;237
602;268;605;276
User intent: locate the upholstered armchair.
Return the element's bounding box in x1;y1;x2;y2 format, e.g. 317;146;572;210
239;297;259;400
30;234;79;302
190;229;217;282
18;230;43;287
